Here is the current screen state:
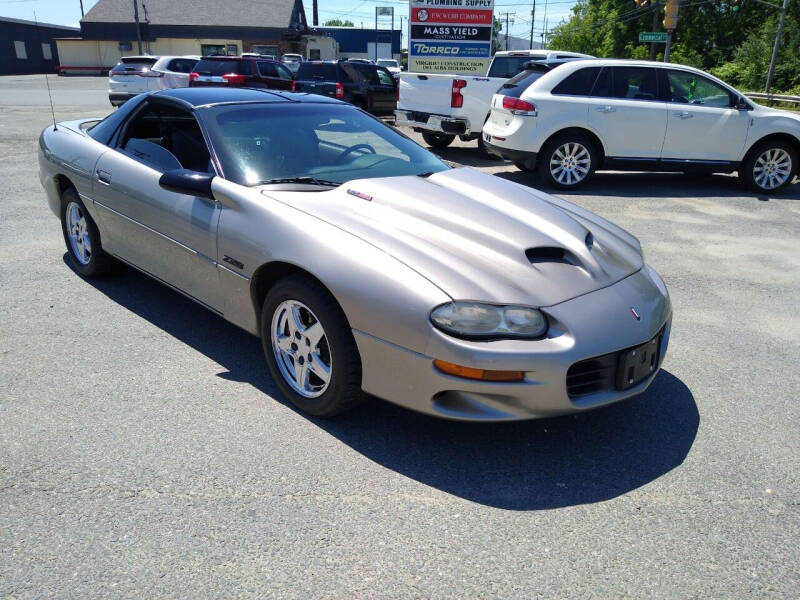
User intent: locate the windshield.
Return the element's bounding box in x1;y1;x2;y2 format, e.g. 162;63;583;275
201;103;448;187
377;60;398;68
194;59;242;75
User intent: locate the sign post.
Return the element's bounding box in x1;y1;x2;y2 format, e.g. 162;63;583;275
408;0;496;75
376;7;394;62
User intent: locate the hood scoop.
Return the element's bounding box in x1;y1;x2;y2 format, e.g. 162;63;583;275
526;246;577;266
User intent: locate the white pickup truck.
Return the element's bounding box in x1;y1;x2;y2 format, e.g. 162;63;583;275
395;50;592;152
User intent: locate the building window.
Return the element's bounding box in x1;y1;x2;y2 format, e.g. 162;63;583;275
41;43;53;60
226;44;238;56
14;41;27;60
119;42;132;51
309;49;321;60
201;44;226;56
251;44;278;58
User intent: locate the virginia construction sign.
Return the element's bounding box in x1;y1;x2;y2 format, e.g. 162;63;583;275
409;0;495;74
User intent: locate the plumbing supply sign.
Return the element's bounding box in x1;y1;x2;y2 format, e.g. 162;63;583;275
409;0;495;74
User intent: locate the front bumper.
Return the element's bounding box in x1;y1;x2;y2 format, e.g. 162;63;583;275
394;110;470;135
355;266;671;421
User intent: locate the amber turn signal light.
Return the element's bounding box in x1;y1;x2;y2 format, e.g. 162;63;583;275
433;360;524;382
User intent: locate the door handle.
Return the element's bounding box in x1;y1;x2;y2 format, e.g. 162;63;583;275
596;105;616;113
674;111;693;119
96;169;111;185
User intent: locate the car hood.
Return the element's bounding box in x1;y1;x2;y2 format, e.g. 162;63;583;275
265;167;644;307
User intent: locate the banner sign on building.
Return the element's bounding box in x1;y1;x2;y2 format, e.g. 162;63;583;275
409;0;495;74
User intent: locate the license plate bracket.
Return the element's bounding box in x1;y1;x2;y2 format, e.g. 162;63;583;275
616;334;661;390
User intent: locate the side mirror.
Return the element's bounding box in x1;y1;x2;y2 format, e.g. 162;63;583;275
736;96;753;111
159;169;215;200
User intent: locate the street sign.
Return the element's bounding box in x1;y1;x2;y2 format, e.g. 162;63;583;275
639;32;668;43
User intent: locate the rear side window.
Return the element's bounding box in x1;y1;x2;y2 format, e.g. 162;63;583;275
257;62;278;77
552;67;601;96
376;68;394;85
297;62;338;80
167;58;197;73
594;67;659;100
353;64;379;83
194;59;243;76
488;56;543;79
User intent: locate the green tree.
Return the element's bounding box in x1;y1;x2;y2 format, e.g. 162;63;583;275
546;0;800;92
492;17;503;53
323;19;355;27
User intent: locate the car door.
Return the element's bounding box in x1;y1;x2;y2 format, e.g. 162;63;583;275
659;69;751;162
586;66;668;159
373;67;398;113
91;98;222;311
256;61;293;90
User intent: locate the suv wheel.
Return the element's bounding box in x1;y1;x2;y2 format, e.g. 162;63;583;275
740;140;797;193
538;133;597;189
422;132;455;148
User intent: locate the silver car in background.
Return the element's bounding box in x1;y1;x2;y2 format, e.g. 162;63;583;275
280;53;303;74
38;87;671;421
108;55;200;106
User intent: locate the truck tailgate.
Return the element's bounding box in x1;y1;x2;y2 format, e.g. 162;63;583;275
398;73;458;114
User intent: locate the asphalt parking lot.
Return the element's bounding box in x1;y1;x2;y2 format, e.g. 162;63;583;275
1;75;799;598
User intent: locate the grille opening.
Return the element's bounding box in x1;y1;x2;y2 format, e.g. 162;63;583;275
566;353;617;398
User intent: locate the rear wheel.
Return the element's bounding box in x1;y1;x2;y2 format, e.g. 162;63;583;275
538;133;597;189
261;275;364;417
422;132;455;148
739;140;797;193
60;187;112;277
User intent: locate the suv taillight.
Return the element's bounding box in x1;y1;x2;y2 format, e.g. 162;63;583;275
292;79;296;91
502;96;537;114
451;79;467;108
188;72;199;83
335;82;345;99
222;73;246;85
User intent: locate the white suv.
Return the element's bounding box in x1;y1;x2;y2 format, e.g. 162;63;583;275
483;59;800;193
108;55;200;106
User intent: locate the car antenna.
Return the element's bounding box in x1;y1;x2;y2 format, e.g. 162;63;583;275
34;10;58;131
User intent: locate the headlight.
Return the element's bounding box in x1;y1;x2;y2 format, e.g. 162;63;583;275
430;302;548;340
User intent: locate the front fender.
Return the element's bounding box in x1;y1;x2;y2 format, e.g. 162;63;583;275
212;178;451;353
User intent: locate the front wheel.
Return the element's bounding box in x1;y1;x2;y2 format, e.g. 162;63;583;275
261;275;364;417
739;141;797;193
422;132;455;148
60;187;112;277
537;133;597;189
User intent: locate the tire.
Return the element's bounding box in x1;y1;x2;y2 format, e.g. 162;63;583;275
422;132;455;148
261;274;364;417
537;132;598;190
739;139;797;193
60;187;112;277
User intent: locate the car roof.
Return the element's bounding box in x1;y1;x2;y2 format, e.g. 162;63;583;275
153;86;346;108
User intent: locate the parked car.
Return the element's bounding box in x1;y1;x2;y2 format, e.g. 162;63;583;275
189;55;294;90
281;53;303;73
483;59;800;193
396;49;593;153
376;58;402;79
346;58;373;64
294;60;397;116
108;55;200;106
38;86;671;420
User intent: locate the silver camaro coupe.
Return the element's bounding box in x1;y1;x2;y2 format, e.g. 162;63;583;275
39;87;671;420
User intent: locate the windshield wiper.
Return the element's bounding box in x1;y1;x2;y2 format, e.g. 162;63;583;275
256;176;341;187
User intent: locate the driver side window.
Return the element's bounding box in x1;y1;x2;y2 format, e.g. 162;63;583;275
119;102;212;173
666;70;734;108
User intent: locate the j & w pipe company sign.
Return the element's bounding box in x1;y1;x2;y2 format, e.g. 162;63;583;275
409;0;495;75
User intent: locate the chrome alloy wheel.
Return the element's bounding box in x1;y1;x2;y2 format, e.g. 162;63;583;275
66;201;92;265
753;148;792;190
550;142;591;185
270;300;332;398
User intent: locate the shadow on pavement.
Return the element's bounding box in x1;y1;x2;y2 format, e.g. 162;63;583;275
71;256;699;511
495;169;800;201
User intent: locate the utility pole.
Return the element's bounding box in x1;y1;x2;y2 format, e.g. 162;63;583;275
79;0;84;17
312;0;318;27
498;12;514;51
649;1;660;60
132;0;143;54
765;0;789;94
529;2;536;49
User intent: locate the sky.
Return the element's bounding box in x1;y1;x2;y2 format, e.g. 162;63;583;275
0;0;577;47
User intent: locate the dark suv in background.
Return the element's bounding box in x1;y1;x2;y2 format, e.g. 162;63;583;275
189;56;294;90
294;60;397;116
